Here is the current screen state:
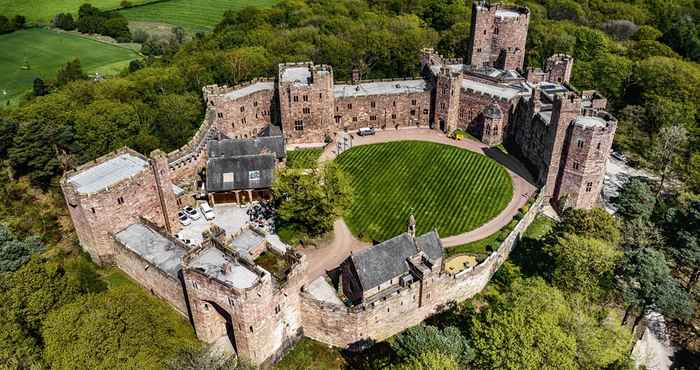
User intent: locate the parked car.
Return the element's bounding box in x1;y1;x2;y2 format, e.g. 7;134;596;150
357;127;376;136
177;211;191;226
611;151;626;162
183;206;200;220
200;202;216;221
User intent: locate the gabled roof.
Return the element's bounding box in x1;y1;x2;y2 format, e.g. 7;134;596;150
347;230;443;292
208;136;286;160
206;154;276;192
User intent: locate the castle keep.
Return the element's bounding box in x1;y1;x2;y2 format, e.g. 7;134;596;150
60;2;617;366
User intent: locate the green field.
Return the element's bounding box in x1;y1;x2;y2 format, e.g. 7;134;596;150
287;148;323;169
336;141;513;242
0;28;139;104
120;0;278;32
0;0;155;23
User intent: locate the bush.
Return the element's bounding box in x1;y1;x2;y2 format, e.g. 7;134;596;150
103;16;131;41
120;0;133;8
132;29;149;43
0;16;14;34
11;15;26;30
53;13;76;31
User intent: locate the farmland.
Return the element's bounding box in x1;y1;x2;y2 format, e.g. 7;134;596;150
336;141;513;242
0;0;155;24
287;148;323;169
120;0;278;32
0;28;139;105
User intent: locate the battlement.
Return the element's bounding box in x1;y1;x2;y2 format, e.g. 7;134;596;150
474;2;529;19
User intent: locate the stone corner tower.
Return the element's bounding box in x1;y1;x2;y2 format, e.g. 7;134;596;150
433;66;463;133
467;1;530;71
480;103;504;146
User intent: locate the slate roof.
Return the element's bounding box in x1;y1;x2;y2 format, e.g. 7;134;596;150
114;223;187;278
348;230;443;291
208;136;286;160
206;154;276;192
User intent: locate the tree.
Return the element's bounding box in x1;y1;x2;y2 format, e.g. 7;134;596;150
166;345;254;370
618;218;664;251
272;163;351;238
0;15;13;34
652;123;687;196
56;59;87;87
559;207;620;244
53;13;76;30
618;248;693;329
42;285;197;370
391;351;459;370
11;15;26;30
0;225;45;272
391;325;473;367
663;200;700;290
615;177;656;221
32;78;47;97
103;16;131;42
547;234;621;297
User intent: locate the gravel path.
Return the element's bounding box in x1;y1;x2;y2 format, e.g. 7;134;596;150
319;128;538;247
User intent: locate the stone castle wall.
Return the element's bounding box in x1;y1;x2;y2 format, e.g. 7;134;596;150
468;3;530;70
207;79;277;139
301;193;544;348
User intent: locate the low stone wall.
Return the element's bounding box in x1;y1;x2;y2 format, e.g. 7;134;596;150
300;193;544;348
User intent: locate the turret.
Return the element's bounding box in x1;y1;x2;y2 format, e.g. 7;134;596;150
433;67;463;133
467;2;530;70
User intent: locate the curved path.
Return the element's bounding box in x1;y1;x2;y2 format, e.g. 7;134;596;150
319;127;538;247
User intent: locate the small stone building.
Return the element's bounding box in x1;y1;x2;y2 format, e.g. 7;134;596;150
339;230;443;305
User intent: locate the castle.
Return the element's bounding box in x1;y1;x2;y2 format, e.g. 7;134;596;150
60;2;617;367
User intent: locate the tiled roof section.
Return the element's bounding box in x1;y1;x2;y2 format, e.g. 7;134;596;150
206;154;276;192
114;223;187;278
415;230;443;262
208;136;286;160
334;80;428;98
68;153;148;194
350;233;416;291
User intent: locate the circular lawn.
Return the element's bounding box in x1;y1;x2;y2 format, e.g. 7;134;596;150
335;141;513;242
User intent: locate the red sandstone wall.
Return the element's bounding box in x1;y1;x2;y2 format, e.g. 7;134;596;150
112;238;188;315
333;90;431;132
209;85;275;139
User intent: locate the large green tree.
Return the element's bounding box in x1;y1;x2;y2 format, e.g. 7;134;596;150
391;324;473;367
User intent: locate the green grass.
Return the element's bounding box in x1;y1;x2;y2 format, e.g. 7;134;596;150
0;28;139;104
0;0;156;24
274;338;346;370
523;215;557;240
119;0;278;32
336;141;513;242
287;148;323;169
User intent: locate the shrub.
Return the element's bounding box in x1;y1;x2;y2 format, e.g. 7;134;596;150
132;29;149;43
11;15;26;30
0;16;14;34
53;13;76;30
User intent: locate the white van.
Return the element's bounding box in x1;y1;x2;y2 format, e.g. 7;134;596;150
200;202;216;220
357;127;376;136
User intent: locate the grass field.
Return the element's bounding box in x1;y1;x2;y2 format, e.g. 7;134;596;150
336;141;513;242
0;0;155;23
120;0;278;32
274;338;347;370
287;148;323;169
0;28;138;104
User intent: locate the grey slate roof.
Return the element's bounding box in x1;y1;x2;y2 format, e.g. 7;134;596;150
68;153;148;194
114;223;187;278
206;154;276;192
348;230;443;291
208;136;286;160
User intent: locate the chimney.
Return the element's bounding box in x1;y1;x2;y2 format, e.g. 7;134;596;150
351;68;360;85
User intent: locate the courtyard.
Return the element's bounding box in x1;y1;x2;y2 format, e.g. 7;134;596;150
174;204;249;245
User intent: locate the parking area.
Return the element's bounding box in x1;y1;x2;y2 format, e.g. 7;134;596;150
175;204;250;246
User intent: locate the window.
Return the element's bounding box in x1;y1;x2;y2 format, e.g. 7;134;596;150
573;162;580;170
223;172;234;183
370;115;377;121
253;101;258;107
477;48;482;52
392;101;396;107
371;101;376;108
483;30;486;35
204;303;209;311
275;305;280;314
442;88;447;95
423;109;429;115
302;107;311;114
440;103;446;110
494;27;499;35
217;112;223;118
250;326;254;333
193;282;198;289
335;116;341;123
391;114;397;119
91;207;95;214
240;106;245;112
347;103;352;110
249;170;261;186
241;117;246;124
411;99;416;105
410;110;416;116
228;297;235;306
294;120;304;131
303;95;308;102
577;139;584;149
293;96;299;102
117;196;125;205
319;93;322;99
586;182;593;192
596;142;601;150
352;117;358;122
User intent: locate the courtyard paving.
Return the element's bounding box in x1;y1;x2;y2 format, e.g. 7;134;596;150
175;204;250;245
